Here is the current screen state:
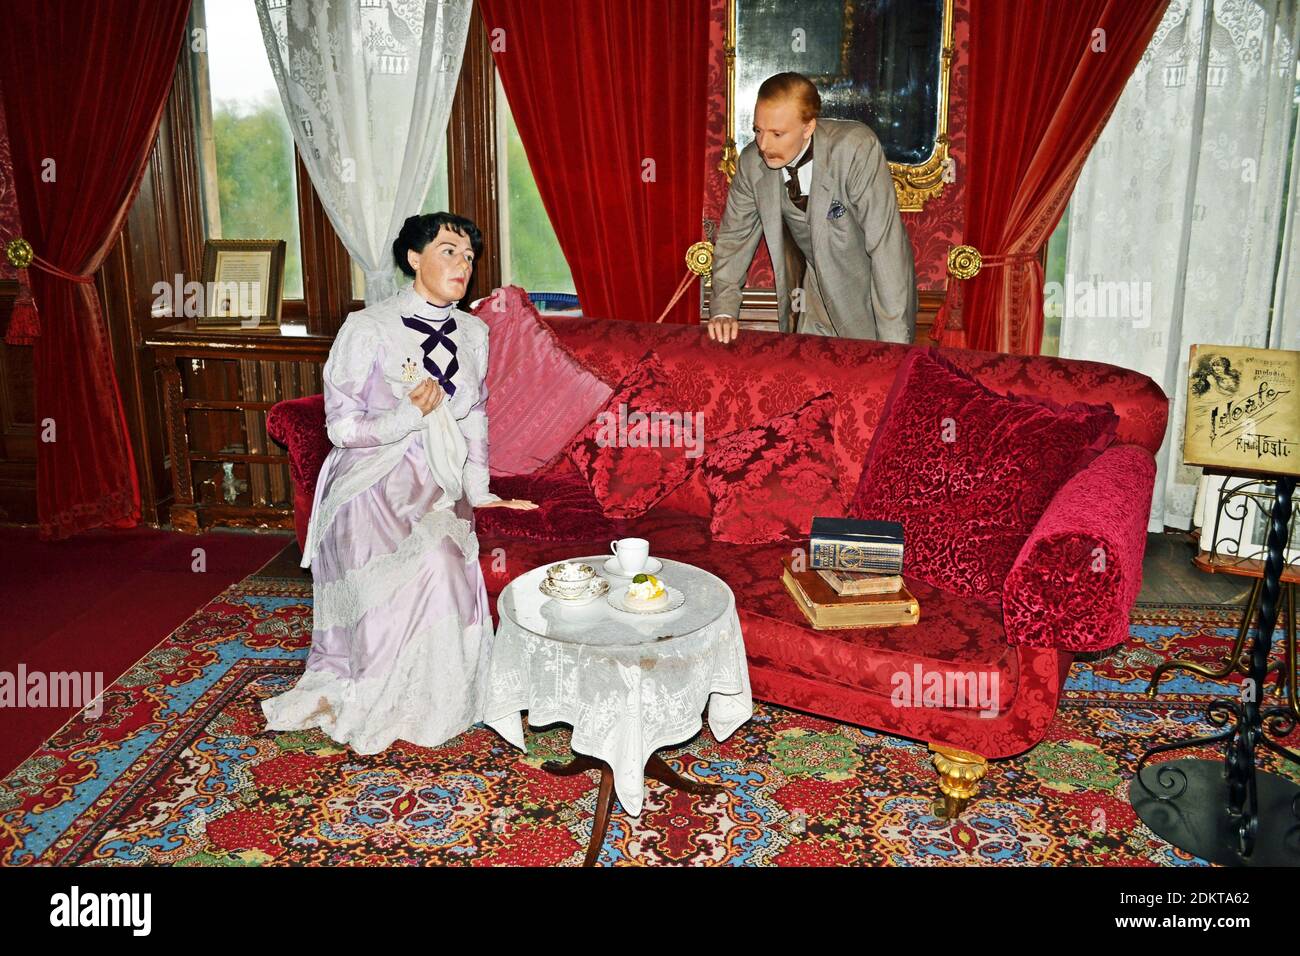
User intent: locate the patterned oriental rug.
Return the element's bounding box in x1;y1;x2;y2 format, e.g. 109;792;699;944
2;578;1296;867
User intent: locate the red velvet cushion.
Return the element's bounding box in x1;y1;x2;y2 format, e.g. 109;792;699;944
266;395;332;550
849;348;1119;599
476;456;621;542
565;350;701;518
1003;444;1155;652
473;286;612;477
702;391;842;544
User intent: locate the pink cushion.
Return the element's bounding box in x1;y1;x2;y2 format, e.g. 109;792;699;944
848;348;1119;599
702;392;842;544
473;286;613;476
566;350;701;518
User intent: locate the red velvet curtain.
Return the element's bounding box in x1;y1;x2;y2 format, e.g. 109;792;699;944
479;0;708;325
0;0;191;538
936;0;1169;354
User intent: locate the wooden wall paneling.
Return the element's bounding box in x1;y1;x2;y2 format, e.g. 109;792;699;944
158;359;195;532
447;4;501;300
736;287;944;342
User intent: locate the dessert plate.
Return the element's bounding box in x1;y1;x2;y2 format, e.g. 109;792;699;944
606;584;685;615
539;576;610;605
602;556;664;578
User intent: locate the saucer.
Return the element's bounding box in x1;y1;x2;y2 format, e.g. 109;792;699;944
606;584;685;615
539;576;609;605
602;556;663;578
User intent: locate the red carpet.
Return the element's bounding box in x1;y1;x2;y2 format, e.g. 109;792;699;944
0;525;292;776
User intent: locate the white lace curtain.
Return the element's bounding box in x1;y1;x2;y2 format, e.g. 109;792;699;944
254;0;471;305
1273;54;1300;350
1059;0;1299;531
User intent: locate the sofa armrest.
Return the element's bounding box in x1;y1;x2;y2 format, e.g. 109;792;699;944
266;395;330;498
1002;444;1156;653
266;395;331;552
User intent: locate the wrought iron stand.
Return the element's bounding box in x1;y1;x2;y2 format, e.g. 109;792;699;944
1132;475;1300;865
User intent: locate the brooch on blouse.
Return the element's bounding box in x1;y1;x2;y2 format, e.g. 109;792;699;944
401;357;420;383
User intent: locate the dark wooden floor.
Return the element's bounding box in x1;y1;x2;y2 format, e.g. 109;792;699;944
252;530;1255;609
1137;531;1253;606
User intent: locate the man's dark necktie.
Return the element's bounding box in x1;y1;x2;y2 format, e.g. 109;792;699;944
402;313;458;396
785;138;815;212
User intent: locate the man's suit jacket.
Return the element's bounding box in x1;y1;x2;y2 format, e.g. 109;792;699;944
709;118;918;343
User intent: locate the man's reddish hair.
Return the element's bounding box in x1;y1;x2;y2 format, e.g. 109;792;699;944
756;72;821;122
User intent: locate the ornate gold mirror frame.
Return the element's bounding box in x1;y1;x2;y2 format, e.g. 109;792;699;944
719;0;955;213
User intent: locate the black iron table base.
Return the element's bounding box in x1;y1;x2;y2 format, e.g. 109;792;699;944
1133;475;1300;865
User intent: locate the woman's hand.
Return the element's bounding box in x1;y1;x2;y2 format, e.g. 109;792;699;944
477;498;539;510
408;377;445;415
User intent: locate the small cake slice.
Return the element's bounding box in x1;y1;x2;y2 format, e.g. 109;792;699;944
623;574;669;611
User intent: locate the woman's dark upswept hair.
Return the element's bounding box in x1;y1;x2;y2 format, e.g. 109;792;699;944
393;212;484;276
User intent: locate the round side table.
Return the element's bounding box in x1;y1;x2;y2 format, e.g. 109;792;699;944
483;556;753;866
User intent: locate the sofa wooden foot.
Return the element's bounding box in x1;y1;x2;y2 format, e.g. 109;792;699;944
929;744;987;820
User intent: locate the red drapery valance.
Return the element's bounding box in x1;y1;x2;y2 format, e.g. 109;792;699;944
479;0;709;325
0;0;192;538
935;0;1169;354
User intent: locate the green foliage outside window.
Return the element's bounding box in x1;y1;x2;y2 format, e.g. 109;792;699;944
211;92;303;298
502;100;575;294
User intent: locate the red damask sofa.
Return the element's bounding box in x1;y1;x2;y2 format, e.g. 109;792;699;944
267;306;1168;817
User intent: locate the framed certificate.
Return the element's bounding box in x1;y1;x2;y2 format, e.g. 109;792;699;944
198;239;286;330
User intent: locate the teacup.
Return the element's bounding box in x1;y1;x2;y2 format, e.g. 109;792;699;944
610;537;650;575
546;562;595;598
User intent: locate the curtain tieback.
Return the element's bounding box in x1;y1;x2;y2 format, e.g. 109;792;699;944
3;236;94;346
654;241;715;324
5;236;94;284
932;244;1038;343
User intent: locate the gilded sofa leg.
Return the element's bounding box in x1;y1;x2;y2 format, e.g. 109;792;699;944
929;745;987;820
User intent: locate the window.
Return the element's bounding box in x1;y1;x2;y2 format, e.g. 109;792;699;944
189;0;303;299
495;73;575;295
1041;203;1070;357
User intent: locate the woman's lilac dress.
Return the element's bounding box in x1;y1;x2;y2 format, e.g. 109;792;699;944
262;284;500;754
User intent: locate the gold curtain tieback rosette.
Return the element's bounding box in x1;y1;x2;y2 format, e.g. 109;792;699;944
654;240;715;324
3;235;97;346
946;243;1037;279
6;237;33;269
5;235;95;284
934;243;1037;342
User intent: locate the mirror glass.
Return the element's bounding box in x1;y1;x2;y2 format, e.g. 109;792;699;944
735;0;945;166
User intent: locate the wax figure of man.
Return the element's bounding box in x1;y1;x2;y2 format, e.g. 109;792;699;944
707;72;918;344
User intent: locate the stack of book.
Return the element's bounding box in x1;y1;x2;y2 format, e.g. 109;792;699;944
782;517;918;630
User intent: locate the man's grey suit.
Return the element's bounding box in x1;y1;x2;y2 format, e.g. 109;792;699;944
709;118;918;343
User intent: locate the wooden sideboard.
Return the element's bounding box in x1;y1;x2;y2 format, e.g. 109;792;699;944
146;320;331;534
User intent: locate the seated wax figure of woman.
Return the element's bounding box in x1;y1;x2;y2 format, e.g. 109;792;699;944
261;212;537;754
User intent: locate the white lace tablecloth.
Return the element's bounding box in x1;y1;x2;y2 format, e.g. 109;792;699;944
483;556;753;816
